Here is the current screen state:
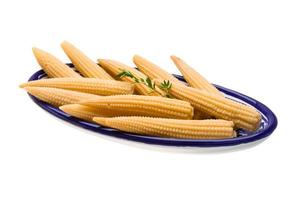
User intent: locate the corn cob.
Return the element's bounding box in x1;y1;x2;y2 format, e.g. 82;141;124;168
61;41;113;79
171;55;223;97
96;59;209;118
133;55;183;84
20;78;134;96
98;59;161;96
80;95;194;119
59;104;112;122
32;47;81;78
155;80;261;131
93;117;236;139
23;87;99;107
132;55;211;118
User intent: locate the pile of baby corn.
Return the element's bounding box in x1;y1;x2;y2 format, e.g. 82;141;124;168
20;41;262;139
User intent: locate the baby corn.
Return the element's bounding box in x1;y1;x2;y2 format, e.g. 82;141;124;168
156;80;261;131
93;117;236;139
23;87;99;107
98;59;161;96
20;78;134;96
81;95;194;119
32;47;81;78
61;41;113;79
133;55;183;84
59;104;111;122
171;55;223;97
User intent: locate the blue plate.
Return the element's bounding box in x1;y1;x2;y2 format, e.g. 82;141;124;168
27;67;277;147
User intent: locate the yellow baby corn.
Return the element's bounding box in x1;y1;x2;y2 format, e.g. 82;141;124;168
32;47;81;78
23;87;99;107
61;41;113;79
171;55;223;97
98;59;161;96
133;55;183;84
152;77;211;119
20;78;134;96
59;104;112;122
155;80;261;131
93;117;236;139
81;95;194;119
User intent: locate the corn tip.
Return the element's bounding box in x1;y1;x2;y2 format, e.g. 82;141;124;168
93;117;107;125
133;54;141;61
170;55;178;60
59;105;67;112
19;82;27;88
170;55;183;68
97;58;107;65
22;86;29;91
59;104;76;112
22;86;34;93
61;40;74;51
61;40;70;47
32;47;43;55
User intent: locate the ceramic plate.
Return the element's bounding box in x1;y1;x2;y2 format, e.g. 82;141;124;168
26;67;277;147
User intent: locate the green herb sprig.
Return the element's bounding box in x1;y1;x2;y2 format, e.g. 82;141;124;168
116;70;172;97
159;80;173;98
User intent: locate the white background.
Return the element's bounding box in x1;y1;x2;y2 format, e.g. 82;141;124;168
0;0;299;199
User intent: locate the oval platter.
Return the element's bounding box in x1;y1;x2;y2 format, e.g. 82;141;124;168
26;66;277;147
